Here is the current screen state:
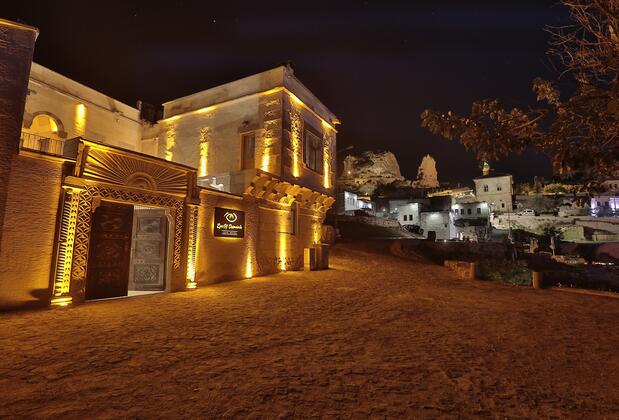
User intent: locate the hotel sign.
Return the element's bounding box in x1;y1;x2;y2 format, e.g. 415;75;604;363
214;207;245;238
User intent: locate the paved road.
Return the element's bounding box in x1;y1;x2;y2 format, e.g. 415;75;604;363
1;242;618;418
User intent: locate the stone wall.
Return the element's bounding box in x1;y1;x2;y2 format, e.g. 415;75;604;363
0;153;64;309
150;92;283;178
196;189;323;284
420;212;453;240
474;175;513;212
24;63;142;151
0;19;38;256
282;94;334;195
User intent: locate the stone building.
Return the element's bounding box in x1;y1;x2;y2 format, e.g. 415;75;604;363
473;172;514;213
0;18;336;310
420;211;453;240
388;199;428;228
23;62;143;153
336;191;374;215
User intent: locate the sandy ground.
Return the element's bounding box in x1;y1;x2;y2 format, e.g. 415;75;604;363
1;242;618;418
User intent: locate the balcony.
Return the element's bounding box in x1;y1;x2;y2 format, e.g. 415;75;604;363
19;132;79;158
197;168;262;195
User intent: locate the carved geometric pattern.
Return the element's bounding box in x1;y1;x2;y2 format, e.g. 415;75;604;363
53;190;80;296
134;264;160;285
71;185;184;293
186;206;198;283
83;148;188;194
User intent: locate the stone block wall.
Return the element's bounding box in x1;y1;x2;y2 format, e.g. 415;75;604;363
24;63;143;151
0;19;38;256
0;154;64;309
152;93;280;177
196;189;323;284
281;94;335;196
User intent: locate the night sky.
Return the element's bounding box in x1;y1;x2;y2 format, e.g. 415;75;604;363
5;0;568;184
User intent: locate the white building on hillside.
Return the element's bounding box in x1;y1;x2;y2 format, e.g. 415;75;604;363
336;191;374;215
452;201;490;219
473;172;513;213
420;211;453;240
388;199;428;227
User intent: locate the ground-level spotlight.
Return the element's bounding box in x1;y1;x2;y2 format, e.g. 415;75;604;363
50;296;72;307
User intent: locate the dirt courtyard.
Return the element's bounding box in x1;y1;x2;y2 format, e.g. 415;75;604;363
1;242;618;418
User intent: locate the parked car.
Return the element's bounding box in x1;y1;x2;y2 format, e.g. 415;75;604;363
518;209;537;216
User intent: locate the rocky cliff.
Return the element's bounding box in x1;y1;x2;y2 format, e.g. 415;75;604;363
339;151;440;196
340;151;409;195
412;154;439;188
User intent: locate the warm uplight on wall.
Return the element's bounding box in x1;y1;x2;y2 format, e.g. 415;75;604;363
186;207;198;289
289;99;302;178
323;159;330;188
261;137;271;173
245;253;253;278
49;118;59;133
289;91;303;106
321;122;334;189
199;142;208;177
165;125;176;161
279;213;288;271
199;127;210;177
50;296;72;307
279;233;287;271
75;103;87;136
51;189;80;307
313;217;322;244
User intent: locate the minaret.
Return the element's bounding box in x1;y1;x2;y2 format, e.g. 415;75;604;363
482;161;490;176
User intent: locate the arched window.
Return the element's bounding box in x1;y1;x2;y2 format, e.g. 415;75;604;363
30;114;60;138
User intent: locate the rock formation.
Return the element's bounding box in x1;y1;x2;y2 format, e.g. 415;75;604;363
412;154;439;188
340;151;408;195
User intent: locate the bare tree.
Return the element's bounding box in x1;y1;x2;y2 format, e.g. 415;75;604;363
421;0;619;180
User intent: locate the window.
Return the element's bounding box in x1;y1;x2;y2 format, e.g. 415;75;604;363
483;185;489;192
454;209;459;215
290;203;298;235
409;214;413;220
497;184;502;191
241;133;256;170
467;208;472;215
403;215;408;221
477;207;481;214
501;202;505;208
303;127;323;173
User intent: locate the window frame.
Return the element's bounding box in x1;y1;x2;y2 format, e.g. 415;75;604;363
303;123;324;174
290;202;298;235
240;131;256;170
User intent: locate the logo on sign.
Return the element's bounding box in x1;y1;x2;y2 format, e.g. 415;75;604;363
214;207;245;238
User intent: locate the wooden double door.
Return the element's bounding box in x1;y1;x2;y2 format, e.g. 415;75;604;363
85;202;168;300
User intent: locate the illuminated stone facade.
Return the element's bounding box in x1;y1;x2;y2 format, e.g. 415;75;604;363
23;63;143;152
0;19;337;310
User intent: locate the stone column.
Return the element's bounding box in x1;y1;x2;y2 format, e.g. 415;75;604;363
0;18;38;252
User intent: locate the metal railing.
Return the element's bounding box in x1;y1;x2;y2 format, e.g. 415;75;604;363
20;132;66;156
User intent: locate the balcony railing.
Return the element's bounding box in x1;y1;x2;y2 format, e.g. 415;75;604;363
197;168;263;195
20;132;66;156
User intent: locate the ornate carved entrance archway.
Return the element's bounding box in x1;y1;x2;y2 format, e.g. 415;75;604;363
51;139;199;305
